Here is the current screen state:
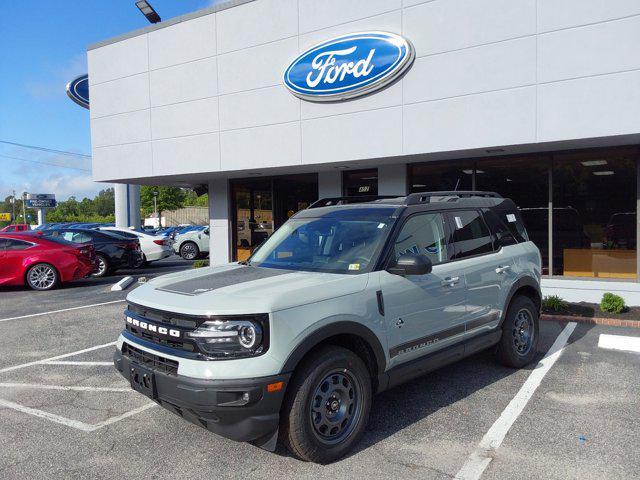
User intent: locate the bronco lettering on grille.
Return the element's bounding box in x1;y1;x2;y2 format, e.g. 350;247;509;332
126;316;180;338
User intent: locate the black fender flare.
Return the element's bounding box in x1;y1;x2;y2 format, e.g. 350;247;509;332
500;276;542;326
280;321;387;379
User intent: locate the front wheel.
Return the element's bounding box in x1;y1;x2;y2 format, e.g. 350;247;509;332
180;241;199;260
496;295;539;368
280;346;372;463
26;263;59;290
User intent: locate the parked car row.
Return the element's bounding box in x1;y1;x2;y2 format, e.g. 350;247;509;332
0;222;210;291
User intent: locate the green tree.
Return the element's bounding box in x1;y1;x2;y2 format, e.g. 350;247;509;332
140;186;187;226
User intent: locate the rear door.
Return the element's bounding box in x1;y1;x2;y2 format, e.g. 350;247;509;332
445;210;515;334
380;211;468;367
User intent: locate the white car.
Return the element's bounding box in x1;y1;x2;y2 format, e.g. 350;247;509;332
99;227;172;265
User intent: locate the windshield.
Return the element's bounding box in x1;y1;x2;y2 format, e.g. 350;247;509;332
248;207;396;273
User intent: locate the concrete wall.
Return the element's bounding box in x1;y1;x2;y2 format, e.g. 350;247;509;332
89;0;640;183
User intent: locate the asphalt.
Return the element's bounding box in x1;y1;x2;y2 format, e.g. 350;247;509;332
0;265;638;479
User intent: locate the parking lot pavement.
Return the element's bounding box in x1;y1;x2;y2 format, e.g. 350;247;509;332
0;256;194;320
0;297;638;479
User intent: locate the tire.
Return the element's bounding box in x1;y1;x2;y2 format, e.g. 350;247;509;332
496;295;539;368
280;346;372;463
25;263;59;291
92;254;110;278
134;253;147;269
180;241;199;260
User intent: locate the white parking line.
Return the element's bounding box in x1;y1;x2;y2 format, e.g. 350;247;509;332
0;342;116;375
455;322;577;480
0;397;157;432
0;299;126;323
0;383;132;393
43;361;113;366
598;334;640;354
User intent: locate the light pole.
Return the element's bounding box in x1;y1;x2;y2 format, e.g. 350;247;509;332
153;190;159;228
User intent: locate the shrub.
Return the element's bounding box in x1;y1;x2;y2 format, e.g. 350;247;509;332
542;295;567;312
600;293;626;314
192;259;210;269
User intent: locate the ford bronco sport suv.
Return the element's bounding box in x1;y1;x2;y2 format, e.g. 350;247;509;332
114;191;541;463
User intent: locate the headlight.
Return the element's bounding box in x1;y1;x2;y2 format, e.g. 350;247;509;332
186;316;268;358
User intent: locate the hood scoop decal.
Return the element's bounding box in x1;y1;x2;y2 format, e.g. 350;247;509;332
156;266;292;296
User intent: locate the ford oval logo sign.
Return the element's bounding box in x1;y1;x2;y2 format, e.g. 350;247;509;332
66;74;89;109
284;32;414;102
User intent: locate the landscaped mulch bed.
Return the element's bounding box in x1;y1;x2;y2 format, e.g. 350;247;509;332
541;302;640;328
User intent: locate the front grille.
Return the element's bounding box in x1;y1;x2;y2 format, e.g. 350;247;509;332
122;342;178;375
128;303;199;329
125;324;196;353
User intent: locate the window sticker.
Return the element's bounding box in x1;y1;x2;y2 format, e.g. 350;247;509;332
454;216;463;229
348;263;361;271
506;213;517;223
377;223;386;229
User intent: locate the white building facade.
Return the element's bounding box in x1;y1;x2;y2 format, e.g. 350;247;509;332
88;0;640;303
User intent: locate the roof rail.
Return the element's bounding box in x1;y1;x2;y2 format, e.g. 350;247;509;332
405;191;502;205
308;195;399;209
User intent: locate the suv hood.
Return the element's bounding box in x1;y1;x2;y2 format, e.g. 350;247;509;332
126;263;369;315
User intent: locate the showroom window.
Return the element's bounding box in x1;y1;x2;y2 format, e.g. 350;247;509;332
409;162;474;193
343;169;378;196
408;146;638;279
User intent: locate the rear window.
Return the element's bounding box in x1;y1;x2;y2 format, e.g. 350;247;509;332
41;235;76;246
482;209;518;247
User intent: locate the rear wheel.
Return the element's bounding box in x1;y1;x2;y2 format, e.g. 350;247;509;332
496;295;539;368
280;346;372;463
180;241;199;260
26;263;58;290
92;254;109;277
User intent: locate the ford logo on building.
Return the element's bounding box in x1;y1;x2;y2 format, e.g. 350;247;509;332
284;32;414;102
66;74;89;109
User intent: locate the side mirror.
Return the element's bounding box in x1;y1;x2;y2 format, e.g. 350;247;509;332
387;253;433;276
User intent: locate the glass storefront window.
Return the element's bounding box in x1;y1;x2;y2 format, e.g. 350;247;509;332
553;149;637;279
343;169;378;196
409;162;474;193
475;156;550;273
408;147;639;279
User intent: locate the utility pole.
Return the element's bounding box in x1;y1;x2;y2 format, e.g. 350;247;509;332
22;192;27;224
11;190;15;220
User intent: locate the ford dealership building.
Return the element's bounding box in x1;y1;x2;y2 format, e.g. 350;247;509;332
88;0;640;303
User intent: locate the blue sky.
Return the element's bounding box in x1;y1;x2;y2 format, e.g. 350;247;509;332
0;0;218;201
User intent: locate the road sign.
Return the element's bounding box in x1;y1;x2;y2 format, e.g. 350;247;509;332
0;213;11;221
26;193;56;209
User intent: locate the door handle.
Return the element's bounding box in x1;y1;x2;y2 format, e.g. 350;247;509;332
441;276;460;287
495;265;511;274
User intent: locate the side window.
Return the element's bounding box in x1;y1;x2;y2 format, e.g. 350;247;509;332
61;231;75;242
449;210;494;259
6;239;32;251
393;213;448;265
483;209;517;248
72;232;92;244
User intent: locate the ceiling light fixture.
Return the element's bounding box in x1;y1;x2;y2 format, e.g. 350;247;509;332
581;160;608;167
593;171;615;176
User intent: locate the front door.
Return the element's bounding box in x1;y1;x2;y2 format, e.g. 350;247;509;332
380;212;468;367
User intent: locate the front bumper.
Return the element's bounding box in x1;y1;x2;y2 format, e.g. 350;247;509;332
113;347;290;443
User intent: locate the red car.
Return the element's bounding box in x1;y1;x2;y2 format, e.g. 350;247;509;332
0;233;97;290
0;223;29;233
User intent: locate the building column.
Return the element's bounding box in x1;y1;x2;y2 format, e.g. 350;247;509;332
378;164;408;196
209;178;232;265
318;171;342;198
114;184;141;228
114;184;129;228
128;184;141;229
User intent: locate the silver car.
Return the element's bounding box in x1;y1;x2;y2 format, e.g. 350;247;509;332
114;191;541;463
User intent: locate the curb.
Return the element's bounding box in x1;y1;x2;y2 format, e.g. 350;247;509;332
110;276;135;292
540;314;640;328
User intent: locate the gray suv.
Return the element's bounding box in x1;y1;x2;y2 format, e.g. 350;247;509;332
114;191;541;463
